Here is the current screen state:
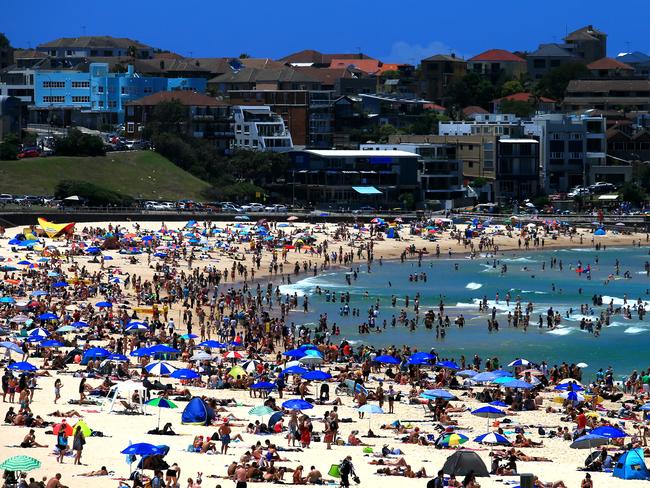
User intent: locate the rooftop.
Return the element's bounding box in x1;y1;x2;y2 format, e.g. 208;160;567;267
421;54;465;62
566;79;650;92
528;43;576;58
565;25;606;42
493;92;557;103
587;57;634;71
329;58;382;74
468;49;525;63
125;91;226;107
302;149;418;158
209;66;319;84
38;36;151;50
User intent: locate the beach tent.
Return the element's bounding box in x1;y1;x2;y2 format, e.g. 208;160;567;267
267;411;283;431
442;450;489;477
613;448;650;480
37;218;75;238
72;419;93;437
104;381;146;414
181;397;215;425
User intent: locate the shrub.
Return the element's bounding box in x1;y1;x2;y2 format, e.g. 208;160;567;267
54;128;105;157
55;180;133;207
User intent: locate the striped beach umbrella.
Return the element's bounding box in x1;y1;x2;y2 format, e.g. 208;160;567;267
145;361;176;376
474;432;510;445
440;433;469;447
0;455;41;471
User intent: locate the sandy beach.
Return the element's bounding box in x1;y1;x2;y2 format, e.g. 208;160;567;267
0;217;648;488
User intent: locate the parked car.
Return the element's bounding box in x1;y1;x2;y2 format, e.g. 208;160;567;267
0;194;13;203
568;187;590;198
352;206;377;214
240;202;265;212
265;204;288;213
221;203;242;213
589;182;616;194
17;148;40;159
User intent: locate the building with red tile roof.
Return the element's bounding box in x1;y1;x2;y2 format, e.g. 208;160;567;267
491;92;557;113
468;49;526;81
468;49;526;63
587;57;635;78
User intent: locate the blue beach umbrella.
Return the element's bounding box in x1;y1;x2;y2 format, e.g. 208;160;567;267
52;282;68;288
282;365;308;375
130;347;151;357
121;443;163;456
471;372;498;383
71;321;88;328
474;432;510;445
302;370;332;381
251;381;277;390
170;369;200;380
84;347;110;359
28;327;50;339
38;312;58;320
472;406;505;418
30;291;48;297
198;340;226;348
95;301;112;308
8;361;38;372
591;426;627;439
499;379;534;389
145;361;176;376
0;342;23;354
457;369;478;378
0;297;15;304
489;401;508;407
107;353;129;362
125;323;148;333
435;360;460;370
508;358;531;367
570;434;610;449
554;383;584;392
357;404;384;414
283;349;306;358
374;355;400;364
282;399;313;410
39;339;63;348
492;370;513;377
420;389;456;401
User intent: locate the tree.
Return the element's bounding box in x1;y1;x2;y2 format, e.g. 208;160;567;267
239;53;251;59
0;33;10;49
55;180;133;206
127;45;138;60
0;134;20;160
535;62;590;100
143;100;188;138
446;72;496;109
499;99;536;118
621;182;647;206
500;80;525;97
54;129;105;156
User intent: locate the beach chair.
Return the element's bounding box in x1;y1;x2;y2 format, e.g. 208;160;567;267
119;400;140;414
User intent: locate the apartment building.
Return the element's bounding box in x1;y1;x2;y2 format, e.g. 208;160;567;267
36;36;153;60
467;49;526;82
31;63;205;128
231;105;293;152
563;80;650;112
360;143;465;208
124;91;232;152
419;54;467;103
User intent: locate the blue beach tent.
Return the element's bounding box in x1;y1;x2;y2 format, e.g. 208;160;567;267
613;448;650;480
181;397;215;425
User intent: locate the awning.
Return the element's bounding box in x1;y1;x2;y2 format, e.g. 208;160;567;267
353;186;382;195
598;194;619;200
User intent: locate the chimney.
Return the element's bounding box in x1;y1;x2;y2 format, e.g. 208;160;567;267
160;60;165;70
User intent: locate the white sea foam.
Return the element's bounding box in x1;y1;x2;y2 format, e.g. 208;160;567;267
547;328;572;336
624;327;646;334
466;282;483;290
500;257;539;264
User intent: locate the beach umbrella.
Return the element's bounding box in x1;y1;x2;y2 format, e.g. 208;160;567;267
457;369;478;378
107;353;129;362
56;325;77;333
357;404;384;415
53;421;73;436
145;361;176;376
71;321;89;328
95;301;112;308
420;389;456;401
554;383;584;392
374;354;400;364
40;339;63;348
180;333;197;340
283;365;308;375
471;372;498;383
30;291;48;297
508;358;531;367
500;379;534;390
407;357;432;366
8;361;37;372
639;404;650;411
302;370;332;381
570;434;610;449
168;368;199;380
121;442;163;456
84;347;110;359
560;391;586;402
436;360;460;370
249;405;274;417
198;340;226;349
125;323;148;333
130;347;151;357
591;426;627;439
576;362;588;368
0;341;22;354
9;315;30;323
283;349;306;358
228;365;246;378
491;370;513;377
472;406;505;429
52;282;68;288
0;455;41;472
251;381;276;390
146;397;178;430
224;351;244;360
440;433;469;447
190;351;211;361
282;399;313;410
146;344;180;356
489;401;508;407
28;327;50;339
242;359;261;373
474;432;510;445
0;297;15;304
38;312;58;320
299;355;323;365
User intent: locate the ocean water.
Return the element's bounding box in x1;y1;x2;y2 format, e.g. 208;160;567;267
280;246;650;379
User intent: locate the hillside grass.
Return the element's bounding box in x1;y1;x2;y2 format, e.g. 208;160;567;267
0;150;211;201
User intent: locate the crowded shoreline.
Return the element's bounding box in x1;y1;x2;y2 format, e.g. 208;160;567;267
0;217;649;488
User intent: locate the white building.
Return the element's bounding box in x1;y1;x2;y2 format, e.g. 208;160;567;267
231;105;293;152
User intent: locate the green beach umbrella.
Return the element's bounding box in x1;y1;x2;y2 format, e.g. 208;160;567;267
0;455;41;471
146;397;177;430
249;405;274;417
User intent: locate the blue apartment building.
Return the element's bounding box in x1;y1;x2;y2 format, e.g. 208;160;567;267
32;63;205;128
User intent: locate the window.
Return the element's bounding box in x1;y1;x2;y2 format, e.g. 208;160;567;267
103;50;112;56
108;101;117;108
50;50;56;56
71;81;90;88
533;59;546;69
98;100;104;107
127;122;135;132
71;96;90;103
66;50;73;56
127;106;134;116
143;86;153;94
97;85;104;93
43;96;65;103
42;81;65;88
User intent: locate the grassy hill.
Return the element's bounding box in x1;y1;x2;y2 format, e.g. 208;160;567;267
0;151;211;201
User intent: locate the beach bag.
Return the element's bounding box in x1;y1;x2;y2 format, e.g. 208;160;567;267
362;447;373;453
328;464;341;478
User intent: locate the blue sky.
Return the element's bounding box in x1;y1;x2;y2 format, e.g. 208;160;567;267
3;0;649;62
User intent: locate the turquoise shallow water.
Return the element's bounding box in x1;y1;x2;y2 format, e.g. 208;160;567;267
280;246;650;380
